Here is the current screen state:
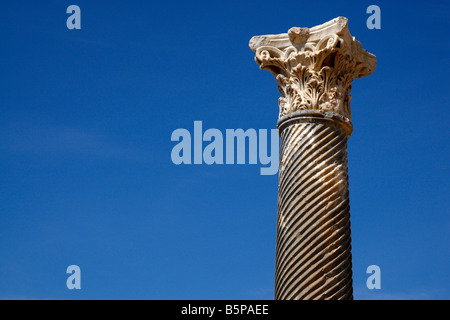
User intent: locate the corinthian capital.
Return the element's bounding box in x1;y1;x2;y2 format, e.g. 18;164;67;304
249;17;376;120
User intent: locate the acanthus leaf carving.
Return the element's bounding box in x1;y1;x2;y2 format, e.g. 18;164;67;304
249;17;377;120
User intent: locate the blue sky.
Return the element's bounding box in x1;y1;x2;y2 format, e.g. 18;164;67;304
0;0;449;299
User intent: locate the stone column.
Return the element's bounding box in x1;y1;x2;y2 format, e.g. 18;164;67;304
249;17;376;300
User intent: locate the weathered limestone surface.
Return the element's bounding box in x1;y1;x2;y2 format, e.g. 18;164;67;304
250;17;376;300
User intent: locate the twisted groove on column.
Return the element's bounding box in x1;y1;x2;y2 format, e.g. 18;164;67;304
275;114;352;300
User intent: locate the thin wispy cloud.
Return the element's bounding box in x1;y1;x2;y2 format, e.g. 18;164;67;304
354;283;435;300
246;287;273;300
0;122;144;162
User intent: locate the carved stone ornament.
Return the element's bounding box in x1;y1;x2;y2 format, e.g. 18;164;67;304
249;17;376;120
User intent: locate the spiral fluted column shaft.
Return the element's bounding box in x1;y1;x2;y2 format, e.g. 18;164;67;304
275;111;353;300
